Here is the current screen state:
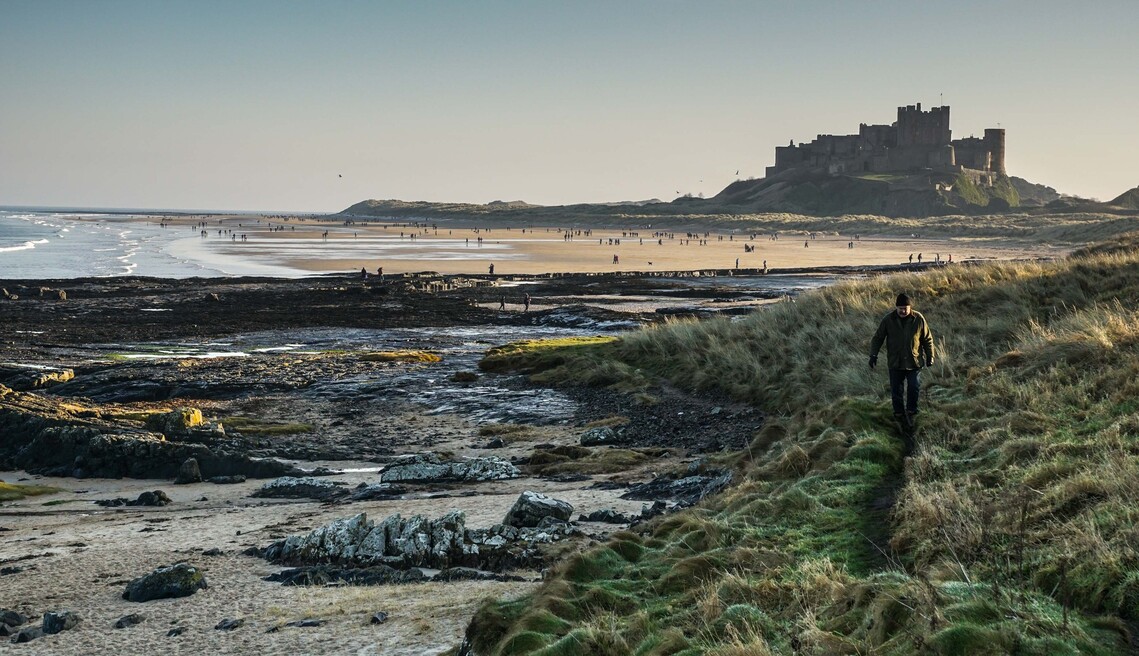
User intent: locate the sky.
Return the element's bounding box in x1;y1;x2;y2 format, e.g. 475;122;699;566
2;0;1137;212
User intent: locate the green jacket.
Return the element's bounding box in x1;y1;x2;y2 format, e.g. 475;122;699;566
870;310;934;370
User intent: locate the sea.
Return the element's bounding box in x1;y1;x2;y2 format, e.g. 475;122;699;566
0;207;300;279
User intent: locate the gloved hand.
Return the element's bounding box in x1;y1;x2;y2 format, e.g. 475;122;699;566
869;355;877;369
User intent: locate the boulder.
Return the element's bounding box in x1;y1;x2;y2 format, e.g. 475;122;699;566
123;563;208;602
215;618;244;631
379;453;519;483
621;470;733;508
371;611;389;625
114;614;145;629
146;408;204;435
10;626;42;643
503;491;574;528
42;610;81;634
578;508;635;524
251;476;349;501
175;458;202;484
579;427;617;446
0;610;25;627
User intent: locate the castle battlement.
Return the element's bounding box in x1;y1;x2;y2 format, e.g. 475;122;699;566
765;103;1005;181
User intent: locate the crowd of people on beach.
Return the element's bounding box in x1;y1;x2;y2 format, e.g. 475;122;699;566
176;215;960;277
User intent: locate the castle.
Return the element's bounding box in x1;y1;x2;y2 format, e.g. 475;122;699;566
765;103;1005;183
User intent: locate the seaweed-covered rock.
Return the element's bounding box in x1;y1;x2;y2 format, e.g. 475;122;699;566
503;491;573;528
0;386;286;481
251;476;349;501
123;563;208;602
146;408;204;435
0;365;74;391
96;490;172;507
379;453;519;483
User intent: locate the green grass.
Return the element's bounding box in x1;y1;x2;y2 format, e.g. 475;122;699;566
0;482;63;501
465;239;1139;654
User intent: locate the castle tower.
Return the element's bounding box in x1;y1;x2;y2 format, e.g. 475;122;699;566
896;103;952;147
983;128;1006;174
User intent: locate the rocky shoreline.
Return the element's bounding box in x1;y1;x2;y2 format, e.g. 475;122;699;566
0;271;767;653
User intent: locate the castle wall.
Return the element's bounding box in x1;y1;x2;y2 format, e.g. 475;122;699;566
765;103;1003;179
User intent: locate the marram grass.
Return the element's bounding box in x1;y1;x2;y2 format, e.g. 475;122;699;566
0;481;63;502
462;241;1139;655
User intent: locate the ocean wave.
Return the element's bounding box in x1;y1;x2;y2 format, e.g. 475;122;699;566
0;238;49;253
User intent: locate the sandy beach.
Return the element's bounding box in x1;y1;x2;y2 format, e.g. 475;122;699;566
147;214;1064;277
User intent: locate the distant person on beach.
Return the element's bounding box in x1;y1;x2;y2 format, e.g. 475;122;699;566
360;267;367;280
524;294;531;312
869;293;935;439
488;263;494;275
499;294;506;310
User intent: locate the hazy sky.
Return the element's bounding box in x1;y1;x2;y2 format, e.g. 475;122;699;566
2;0;1137;212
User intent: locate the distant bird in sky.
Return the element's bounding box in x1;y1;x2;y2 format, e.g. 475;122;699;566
338;174;342;178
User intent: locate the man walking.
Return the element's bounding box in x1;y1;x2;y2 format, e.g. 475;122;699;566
869;293;934;441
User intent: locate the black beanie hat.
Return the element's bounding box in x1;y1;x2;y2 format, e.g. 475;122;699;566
896;293;911;306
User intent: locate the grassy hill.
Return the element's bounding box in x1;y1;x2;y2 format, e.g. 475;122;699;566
341;174;1094;225
457;239;1139;655
1109;187;1139;211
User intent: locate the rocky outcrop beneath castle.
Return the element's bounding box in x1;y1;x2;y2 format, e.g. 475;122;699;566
713;168;1023;218
0;385;304;481
260;509;574;574
378;453;520;483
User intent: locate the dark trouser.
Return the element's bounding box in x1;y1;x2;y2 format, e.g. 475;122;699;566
888;368;920;416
